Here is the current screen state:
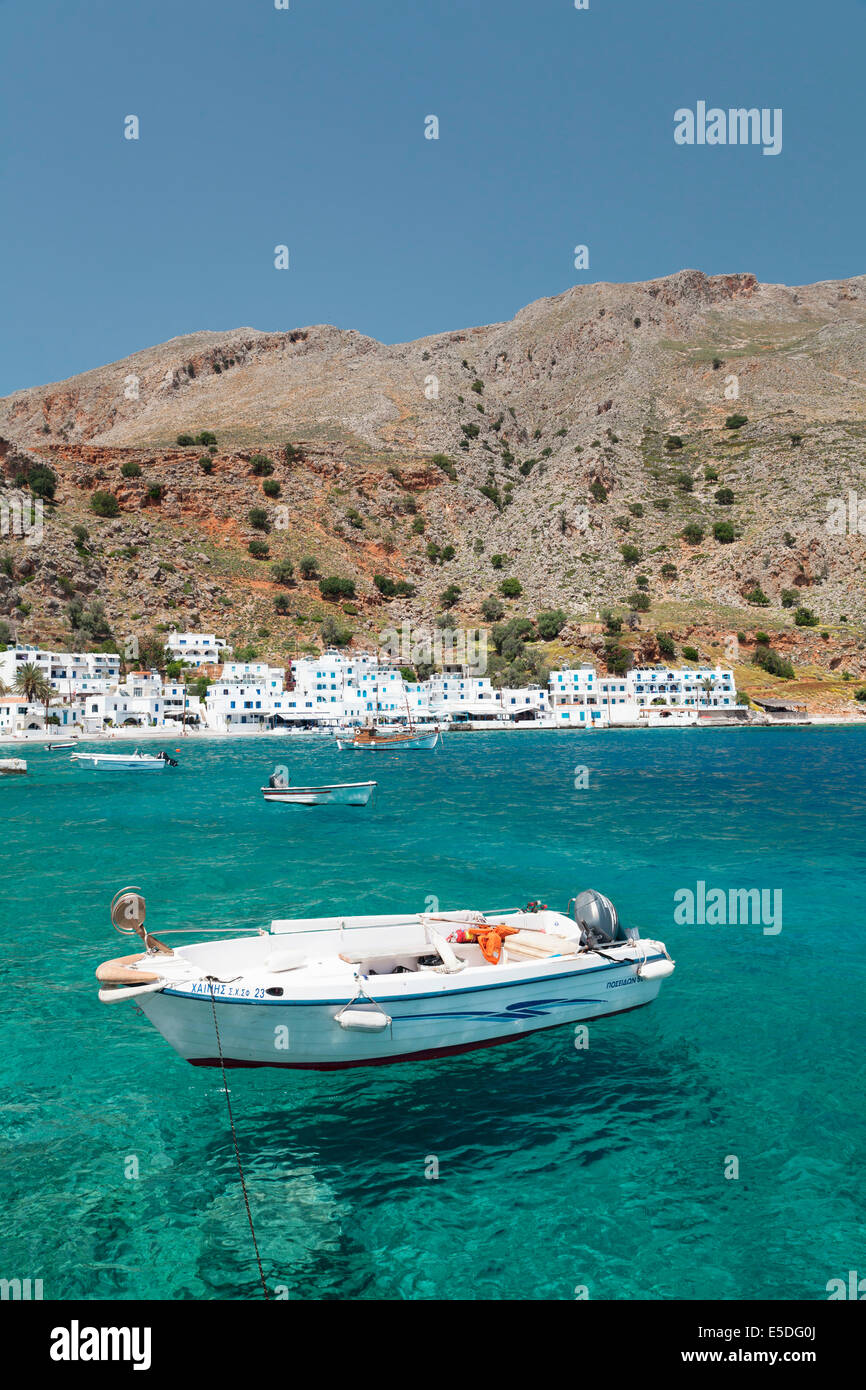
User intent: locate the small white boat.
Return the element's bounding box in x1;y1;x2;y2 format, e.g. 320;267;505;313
262;774;376;806
71;748;177;771
0;758;27;775
45;741;78;751
95;889;675;1070
337;727;440;751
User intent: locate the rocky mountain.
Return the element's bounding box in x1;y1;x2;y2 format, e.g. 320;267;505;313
1;269;865;707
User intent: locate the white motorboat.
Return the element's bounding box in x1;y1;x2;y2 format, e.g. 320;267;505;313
95;888;675;1070
44;741;78;751
337;727;440;751
262;774;376;806
0;758;27;775
71;748;178;771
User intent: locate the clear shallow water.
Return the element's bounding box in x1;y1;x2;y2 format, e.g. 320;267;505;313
1;727;864;1301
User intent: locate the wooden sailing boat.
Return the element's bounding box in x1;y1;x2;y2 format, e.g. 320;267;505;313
337;666;440;750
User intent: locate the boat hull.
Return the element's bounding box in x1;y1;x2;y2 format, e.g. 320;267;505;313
137;956;669;1070
71;754;166;770
337;730;439;751
262;781;375;806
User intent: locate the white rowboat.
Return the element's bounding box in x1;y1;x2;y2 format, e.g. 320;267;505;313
262;780;376;806
71;749;175;770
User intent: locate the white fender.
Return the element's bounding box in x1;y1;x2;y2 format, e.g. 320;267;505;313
637;958;675;980
337;1009;392;1031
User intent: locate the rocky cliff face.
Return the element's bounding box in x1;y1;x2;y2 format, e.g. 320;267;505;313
1;269;864;704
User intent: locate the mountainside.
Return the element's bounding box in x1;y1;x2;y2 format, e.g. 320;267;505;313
2;269;865;706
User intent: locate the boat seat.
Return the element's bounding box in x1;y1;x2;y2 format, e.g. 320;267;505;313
502;931;575;961
339;946;433;966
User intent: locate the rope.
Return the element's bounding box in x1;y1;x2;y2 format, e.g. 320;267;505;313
206;979;269;1300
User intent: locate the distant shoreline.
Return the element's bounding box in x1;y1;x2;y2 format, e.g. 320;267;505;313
3;715;864;749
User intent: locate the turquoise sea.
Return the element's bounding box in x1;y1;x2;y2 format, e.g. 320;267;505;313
2;727;864;1301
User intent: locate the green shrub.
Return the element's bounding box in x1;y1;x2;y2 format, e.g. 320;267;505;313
248;507;270;532
682;645;699;662
854;687;866;702
481;597;505;622
461;423;480;440
491;553;507;570
274;593;291;614
262;478;281;498
676;472;694;492
627;502;644;517
681;524;704;545
752;645;794;678
665;435;683;451
320;615;352;646
500;577;522;598
746;586;770;606
147;483;164;503
270;559;294;585
715;487;735;505
620;543;641;565
780;589;799;608
704;466;719;481
299;556;318;580
656;632;676;658
345;508;364;529
248;539;270;559
284;442;304;464
794;606;819;627
629;592;651;612
590;479;608;503
604;640;631;675
176;433;195;446
198;455;214;474
713;521;735;543
431;453;458;481
441;583;461;609
411;516;425;534
250;454;274;476
90;491;120;517
660;562;677;579
196;431;217;446
319;576;356;600
536;608;567;639
480;484;503;510
724;414;748;430
121;461;142;478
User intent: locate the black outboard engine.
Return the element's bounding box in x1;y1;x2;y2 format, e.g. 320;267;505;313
573;889;628;948
268;770;289;789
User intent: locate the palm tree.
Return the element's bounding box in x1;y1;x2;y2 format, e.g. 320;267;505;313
701;676;715;710
15;662;53;725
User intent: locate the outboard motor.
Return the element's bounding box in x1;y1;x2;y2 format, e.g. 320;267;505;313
573;889;629;947
268;769;289;789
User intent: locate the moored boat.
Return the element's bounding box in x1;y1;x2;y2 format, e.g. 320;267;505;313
262;773;376;806
44;741;78;751
71;748;178;770
337;726;440;751
95;888;675;1070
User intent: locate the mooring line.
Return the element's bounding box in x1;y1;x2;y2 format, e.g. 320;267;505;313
207;979;269;1300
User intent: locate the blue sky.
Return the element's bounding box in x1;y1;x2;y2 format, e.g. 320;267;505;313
2;0;864;393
